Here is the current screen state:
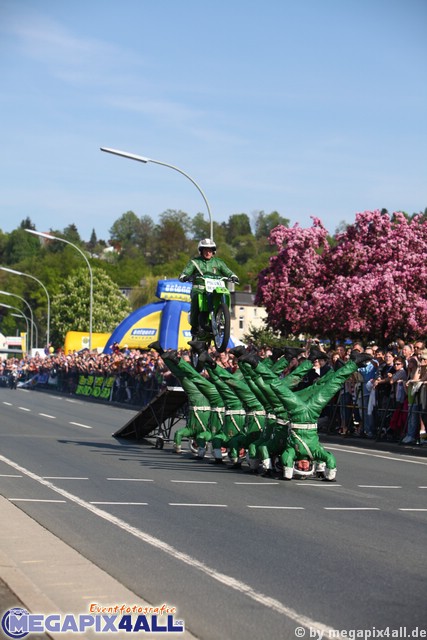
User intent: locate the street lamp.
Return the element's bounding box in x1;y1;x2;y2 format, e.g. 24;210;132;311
100;146;214;241
0;266;51;347
0;303;31;353
10;313;30;354
25;229;93;351
0;290;36;350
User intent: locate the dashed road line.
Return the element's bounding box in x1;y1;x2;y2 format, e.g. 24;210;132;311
69;421;92;429
39;413;56;419
90;502;148;505
324;507;380;511
18;407;31;412
169;503;228;507
295;483;342;487
171;480;218;484
248;505;304;510
107;478;153;482
358;485;401;489
43;477;89;480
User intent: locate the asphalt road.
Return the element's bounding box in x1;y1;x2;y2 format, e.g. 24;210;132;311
1;386;426;640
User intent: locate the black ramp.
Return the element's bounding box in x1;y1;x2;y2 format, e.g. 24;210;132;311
112;386;187;441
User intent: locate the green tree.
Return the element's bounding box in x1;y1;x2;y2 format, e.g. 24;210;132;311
50;267;131;347
151;210;191;265
63;223;81;245
109;211;144;250
221;213;252;243
19;217;36;230
254;210;289;239
190;212;211;240
3;228;41;264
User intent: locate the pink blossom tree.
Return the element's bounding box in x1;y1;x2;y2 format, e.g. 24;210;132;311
255;210;427;343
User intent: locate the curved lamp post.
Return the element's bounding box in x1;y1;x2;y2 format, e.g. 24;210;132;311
100;146;214;241
25;229;93;351
0;303;31;353
11;313;30;353
0;266;51;347
0;290;36;350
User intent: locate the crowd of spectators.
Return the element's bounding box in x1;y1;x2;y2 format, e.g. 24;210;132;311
1;336;426;445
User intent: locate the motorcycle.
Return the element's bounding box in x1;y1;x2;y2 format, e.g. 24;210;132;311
189;276;232;371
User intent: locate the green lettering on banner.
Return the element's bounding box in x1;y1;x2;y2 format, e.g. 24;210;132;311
75;374;115;401
76;374;89;396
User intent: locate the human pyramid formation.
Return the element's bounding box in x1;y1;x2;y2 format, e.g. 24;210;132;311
148;340;373;482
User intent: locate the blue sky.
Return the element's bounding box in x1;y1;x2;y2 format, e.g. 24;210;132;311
1;0;426;242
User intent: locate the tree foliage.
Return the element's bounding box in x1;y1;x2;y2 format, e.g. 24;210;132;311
256;210;427;344
50;267;131;346
2;206;425;351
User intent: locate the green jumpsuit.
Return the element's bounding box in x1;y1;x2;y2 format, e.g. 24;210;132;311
162;354;221;455
266;359;359;480
179;255;237;333
203;364;247;462
240;358;313;472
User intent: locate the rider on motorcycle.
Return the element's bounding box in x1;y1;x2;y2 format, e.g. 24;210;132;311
178;238;239;339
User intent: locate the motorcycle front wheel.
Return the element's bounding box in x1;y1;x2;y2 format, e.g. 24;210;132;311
212;302;230;352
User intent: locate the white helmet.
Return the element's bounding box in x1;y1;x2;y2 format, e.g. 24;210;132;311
198;238;216;254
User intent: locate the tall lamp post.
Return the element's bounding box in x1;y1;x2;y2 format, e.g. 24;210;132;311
0;266;51;347
11;313;30;353
25;229;93;351
0;290;36;350
100;146;214;241
0;303;31;353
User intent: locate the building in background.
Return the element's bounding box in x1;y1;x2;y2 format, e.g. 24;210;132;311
229;285;267;342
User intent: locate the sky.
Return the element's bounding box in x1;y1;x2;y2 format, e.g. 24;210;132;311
0;0;426;242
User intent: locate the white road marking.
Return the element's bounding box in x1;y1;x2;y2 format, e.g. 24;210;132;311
295;483;342;487
327;445;427;465
43;477;89;480
90;502;148;505
18;407;31;412
324;507;380;511
0;474;22;477
171;480;217;484
39;413;56;419
358;485;402;489
248;505;304;510
0;453;366;636
3;402;13;406
399;508;427;512
69;421;92;429
169;503;227;507
107;478;153;482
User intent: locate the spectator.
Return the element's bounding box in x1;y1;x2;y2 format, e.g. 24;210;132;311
387;356;408;441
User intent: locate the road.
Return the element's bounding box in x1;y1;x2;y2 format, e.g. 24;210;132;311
0;386;426;639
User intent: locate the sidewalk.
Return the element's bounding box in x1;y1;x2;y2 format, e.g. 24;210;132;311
0;496;197;640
